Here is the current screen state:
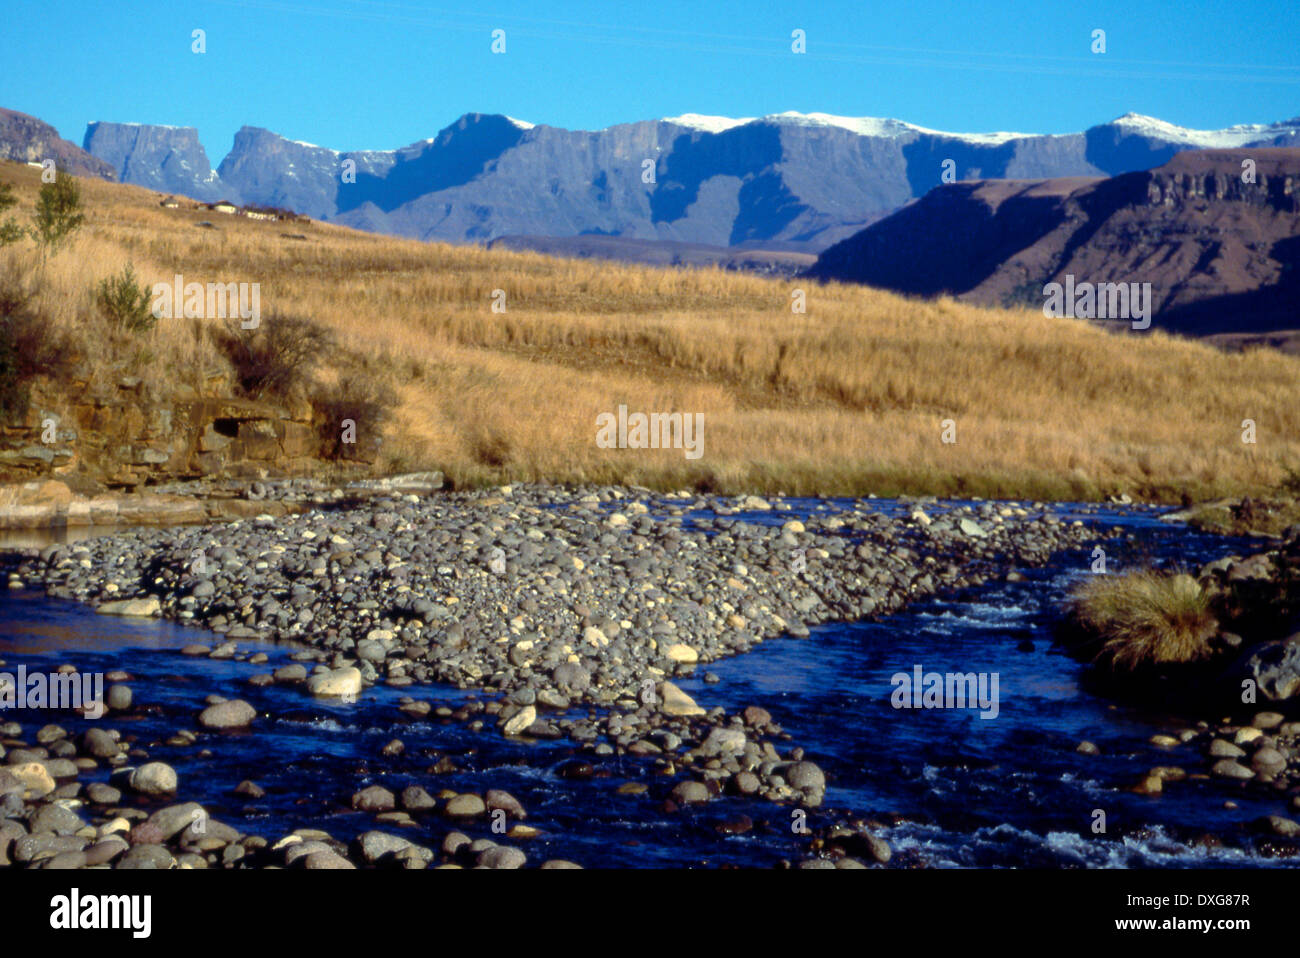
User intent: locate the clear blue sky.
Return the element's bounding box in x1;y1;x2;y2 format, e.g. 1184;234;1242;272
5;0;1298;156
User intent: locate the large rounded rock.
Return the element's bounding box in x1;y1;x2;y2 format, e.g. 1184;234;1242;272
5;763;55;799
128;762;178;796
105;685;133;711
351;785;396;812
97;597;161;617
699;726;747;758
198;699;257;729
304;849;356;869
671;781;711;804
29;804;84;836
477;845;526;869
665;643;698;664
142;802;206;841
658;681;705;717
116;844;176;869
306;667;363;698
444;793;487;817
80;727;120;759
502;705;536;736
785;761;826;792
485;789;526;819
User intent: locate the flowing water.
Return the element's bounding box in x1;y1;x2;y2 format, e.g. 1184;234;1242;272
0;501;1295;868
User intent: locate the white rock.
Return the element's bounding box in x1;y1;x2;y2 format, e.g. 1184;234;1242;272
306;667;363;698
665;643;699;664
502;705;536;736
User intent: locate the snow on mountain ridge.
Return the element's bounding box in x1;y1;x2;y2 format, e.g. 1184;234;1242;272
663;114;756;133
663;111;1034;144
1112;112;1300;148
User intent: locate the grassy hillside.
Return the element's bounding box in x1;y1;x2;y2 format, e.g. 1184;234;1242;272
3;160;1299;501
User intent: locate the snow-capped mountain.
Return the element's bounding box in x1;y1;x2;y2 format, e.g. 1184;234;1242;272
71;109;1300;252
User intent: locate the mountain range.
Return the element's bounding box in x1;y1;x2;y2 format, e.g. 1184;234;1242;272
2;104;1297;339
56;108;1300;253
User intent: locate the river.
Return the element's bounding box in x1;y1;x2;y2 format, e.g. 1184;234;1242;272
1;499;1295;868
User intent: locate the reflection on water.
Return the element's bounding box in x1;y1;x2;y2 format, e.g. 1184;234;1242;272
0;524;132;551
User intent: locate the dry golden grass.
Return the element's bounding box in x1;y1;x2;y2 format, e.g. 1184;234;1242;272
4;160;1300;499
1066;571;1219;670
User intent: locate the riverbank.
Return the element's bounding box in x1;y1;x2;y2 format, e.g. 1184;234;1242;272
0;483;1123;869
0;472;448;531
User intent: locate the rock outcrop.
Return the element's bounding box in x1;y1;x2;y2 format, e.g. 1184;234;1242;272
82;122;223;202
0;374;336;492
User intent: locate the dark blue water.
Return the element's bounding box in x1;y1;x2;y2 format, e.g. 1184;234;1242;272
0;500;1294;868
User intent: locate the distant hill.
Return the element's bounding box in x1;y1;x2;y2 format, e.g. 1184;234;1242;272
806;148;1300;337
0;107;115;180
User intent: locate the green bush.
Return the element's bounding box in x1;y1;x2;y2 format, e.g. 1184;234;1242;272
31;173;84;252
0;262;70;421
96;264;155;333
0;182;23;248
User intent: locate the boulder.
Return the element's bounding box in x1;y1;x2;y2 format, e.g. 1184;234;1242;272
198;699;257;729
306;667;362;698
128;762;178;795
658;681;705;717
1226;634;1300;702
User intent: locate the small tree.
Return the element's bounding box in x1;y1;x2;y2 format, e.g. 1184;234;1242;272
31;173;84;252
96;264;155;333
0;181;23;247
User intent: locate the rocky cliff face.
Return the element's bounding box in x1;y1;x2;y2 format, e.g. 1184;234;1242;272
82;122;223;202
80;109;1300;253
0;374;331;490
807;148;1300;336
0;108;115;180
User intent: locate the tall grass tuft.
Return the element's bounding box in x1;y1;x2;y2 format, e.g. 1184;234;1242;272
1066;570;1218;670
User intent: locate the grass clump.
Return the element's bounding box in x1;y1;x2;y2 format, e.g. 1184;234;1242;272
1065;570;1219;670
95;264;155;333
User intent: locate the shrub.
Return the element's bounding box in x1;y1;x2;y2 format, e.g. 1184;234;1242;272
31;174;84;252
96;264;155;333
314;375;396;461
1065;570;1218;670
0;313;24;422
0;261;72;421
216;313;333;399
0;181;23;248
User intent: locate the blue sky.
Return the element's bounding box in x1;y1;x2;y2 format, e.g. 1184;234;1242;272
5;0;1298;156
